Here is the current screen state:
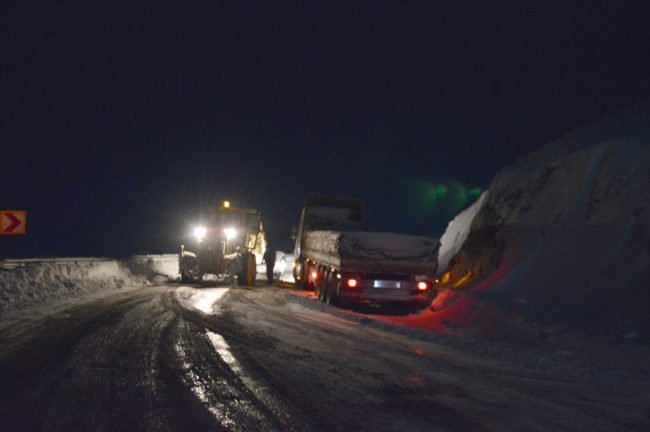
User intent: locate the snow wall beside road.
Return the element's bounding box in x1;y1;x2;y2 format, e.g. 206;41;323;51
120;254;180;282
0;255;179;316
440;100;650;339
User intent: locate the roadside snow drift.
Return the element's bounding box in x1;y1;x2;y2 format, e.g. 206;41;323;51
439;101;650;340
0;255;179;316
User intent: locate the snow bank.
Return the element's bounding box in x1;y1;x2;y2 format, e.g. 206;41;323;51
121;254;180;282
0;255;180;316
438;101;650;340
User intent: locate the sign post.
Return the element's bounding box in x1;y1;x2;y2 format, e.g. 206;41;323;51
1;211;27;258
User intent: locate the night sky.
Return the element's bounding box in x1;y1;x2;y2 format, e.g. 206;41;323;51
2;1;649;258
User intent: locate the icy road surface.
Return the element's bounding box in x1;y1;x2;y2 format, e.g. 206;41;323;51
0;284;647;432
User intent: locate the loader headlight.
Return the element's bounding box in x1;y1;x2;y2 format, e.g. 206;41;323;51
224;228;236;239
194;227;207;240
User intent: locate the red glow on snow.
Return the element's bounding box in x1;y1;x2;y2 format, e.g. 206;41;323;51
415;349;425;356
372;289;504;334
472;249;518;293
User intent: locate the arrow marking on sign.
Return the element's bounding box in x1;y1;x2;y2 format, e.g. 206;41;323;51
4;213;21;233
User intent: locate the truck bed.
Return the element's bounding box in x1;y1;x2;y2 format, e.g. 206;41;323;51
302;230;439;274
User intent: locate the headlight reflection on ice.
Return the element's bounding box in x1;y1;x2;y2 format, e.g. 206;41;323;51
174;341;238;428
175;287;229;315
206;332;293;423
207;332;242;373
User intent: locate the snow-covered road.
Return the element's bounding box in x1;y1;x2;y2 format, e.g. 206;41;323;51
0;283;647;431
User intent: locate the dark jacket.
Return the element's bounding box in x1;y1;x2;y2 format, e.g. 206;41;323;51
263;249;276;267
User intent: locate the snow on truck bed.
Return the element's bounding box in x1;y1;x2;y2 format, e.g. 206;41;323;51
303;230;439;271
339;232;439;260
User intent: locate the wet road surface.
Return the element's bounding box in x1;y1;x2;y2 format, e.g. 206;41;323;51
0;286;312;431
0;284;648;431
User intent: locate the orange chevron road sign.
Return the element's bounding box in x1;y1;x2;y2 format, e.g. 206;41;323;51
1;211;27;235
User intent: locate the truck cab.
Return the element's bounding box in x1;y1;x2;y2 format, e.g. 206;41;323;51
293;196;363;287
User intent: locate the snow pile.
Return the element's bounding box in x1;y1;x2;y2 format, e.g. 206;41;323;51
121;254;180;283
303;230;439;272
0;255;180;316
437;191;488;272
439;101;650;340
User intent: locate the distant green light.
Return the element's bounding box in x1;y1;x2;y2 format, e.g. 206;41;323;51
404;180;483;221
433;184;447;199
468;187;482;198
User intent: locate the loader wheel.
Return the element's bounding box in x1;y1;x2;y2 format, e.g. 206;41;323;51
180;256;199;283
246;253;256;286
182;269;202;284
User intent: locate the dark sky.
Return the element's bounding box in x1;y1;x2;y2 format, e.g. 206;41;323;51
2;1;649;258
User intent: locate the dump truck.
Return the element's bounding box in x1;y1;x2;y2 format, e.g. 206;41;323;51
293;196;440;306
180;201;265;285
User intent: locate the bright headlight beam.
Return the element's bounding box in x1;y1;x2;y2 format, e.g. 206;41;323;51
194;227;207;239
224;228;236;239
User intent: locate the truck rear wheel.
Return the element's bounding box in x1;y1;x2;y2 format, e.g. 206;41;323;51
293;261;302;289
318;274;329;303
317;280;325;302
327;276;341;307
297;262;309;290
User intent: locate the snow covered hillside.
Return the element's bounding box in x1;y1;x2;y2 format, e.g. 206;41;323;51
438;100;650;341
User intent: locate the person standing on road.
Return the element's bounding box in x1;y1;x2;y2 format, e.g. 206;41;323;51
263;243;276;285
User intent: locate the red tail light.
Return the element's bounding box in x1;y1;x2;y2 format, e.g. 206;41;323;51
347;278;358;288
417;281;428;291
311;271;318;279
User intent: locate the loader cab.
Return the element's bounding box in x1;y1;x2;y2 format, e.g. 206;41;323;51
206;205;264;256
180;201;265;284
